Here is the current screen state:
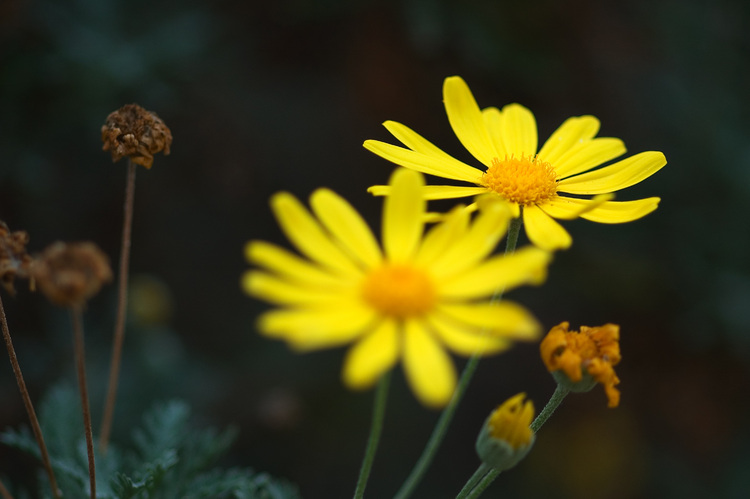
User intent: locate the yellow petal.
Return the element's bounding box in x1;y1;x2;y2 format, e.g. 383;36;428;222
482;107;509;159
242;272;349;305
426;314;511;356
402;319;456;408
310;189;382;268
552;138;627;179
382;121;462;162
428;200;511;280
523;204;572;250
383;168;425;262
367;184;487;200
443;76;499;166
557;151;666;195
416;205;470;267
538;194;613;220
435;301;541;341
363;140;484;183
438;246;551;299
272;192;360;275
245;241;345;288
342;319;400;390
537;116;600;165
498;103;538;157
258;304;376;350
579;197;661;223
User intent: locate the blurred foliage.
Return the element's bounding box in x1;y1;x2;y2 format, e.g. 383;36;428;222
2;0;750;497
1;384;299;498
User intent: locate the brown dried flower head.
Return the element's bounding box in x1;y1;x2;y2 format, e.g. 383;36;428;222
32;242;113;307
0;221;33;295
101;104;172;169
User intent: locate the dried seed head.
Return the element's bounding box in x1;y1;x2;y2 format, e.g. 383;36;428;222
31;242;113;307
0;221;33;295
101;104;172;169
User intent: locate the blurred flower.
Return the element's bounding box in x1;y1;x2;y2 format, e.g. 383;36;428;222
101;104;172;169
476;393;535;471
31;242;112;308
540;322;621;407
0;221;32;295
364;76;666;250
243;168;551;408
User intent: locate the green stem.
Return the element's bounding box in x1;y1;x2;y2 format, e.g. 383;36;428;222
530;384;569;433
464;469;499;499
455;463;491;499
394;217;523;499
463;383;571;498
353;371;391;499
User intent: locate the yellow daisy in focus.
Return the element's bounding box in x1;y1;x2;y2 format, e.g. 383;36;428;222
242;168;551;408
364;76;666;250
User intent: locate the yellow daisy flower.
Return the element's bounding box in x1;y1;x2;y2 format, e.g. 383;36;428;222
364;76;666;250
242;168;551;408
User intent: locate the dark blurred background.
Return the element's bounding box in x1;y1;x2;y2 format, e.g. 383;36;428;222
1;0;749;497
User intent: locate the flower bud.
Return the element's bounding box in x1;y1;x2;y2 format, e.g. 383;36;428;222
475;393;535;471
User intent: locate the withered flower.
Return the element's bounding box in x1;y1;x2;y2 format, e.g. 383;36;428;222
0;221;33;295
32;242;112;307
101;104;172;169
540;321;621;407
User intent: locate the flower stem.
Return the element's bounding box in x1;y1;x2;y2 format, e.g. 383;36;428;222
100;159;136;453
0;478;14;499
462;383;571;498
394;217;523;499
455;463;491;499
353;370;391;499
530;384;569;433
0;296;60;499
71;307;96;499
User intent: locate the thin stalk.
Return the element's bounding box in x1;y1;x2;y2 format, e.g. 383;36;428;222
394;218;523;499
353;371;391;499
0;478;14;499
530;384;569;433
100;159;136;453
463;384;571;498
464;468;499;499
0;296;60;499
71;307;96;499
455;463;491;499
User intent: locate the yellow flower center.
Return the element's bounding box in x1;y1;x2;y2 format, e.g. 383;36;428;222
361;264;435;319
481;155;557;205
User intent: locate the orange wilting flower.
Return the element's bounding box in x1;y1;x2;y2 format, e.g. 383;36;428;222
101;104;172;168
540;321;621;408
0;221;32;295
31;242;113;308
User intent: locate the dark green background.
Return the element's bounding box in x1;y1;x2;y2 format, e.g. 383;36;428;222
1;0;748;497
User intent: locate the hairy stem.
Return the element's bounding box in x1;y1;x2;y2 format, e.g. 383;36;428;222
353;371;391;499
100;160;136;452
0;296;60;498
72;307;96;499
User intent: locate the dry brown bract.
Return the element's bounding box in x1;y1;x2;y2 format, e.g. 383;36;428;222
101;104;172;169
0;221;32;295
32;242;113;307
